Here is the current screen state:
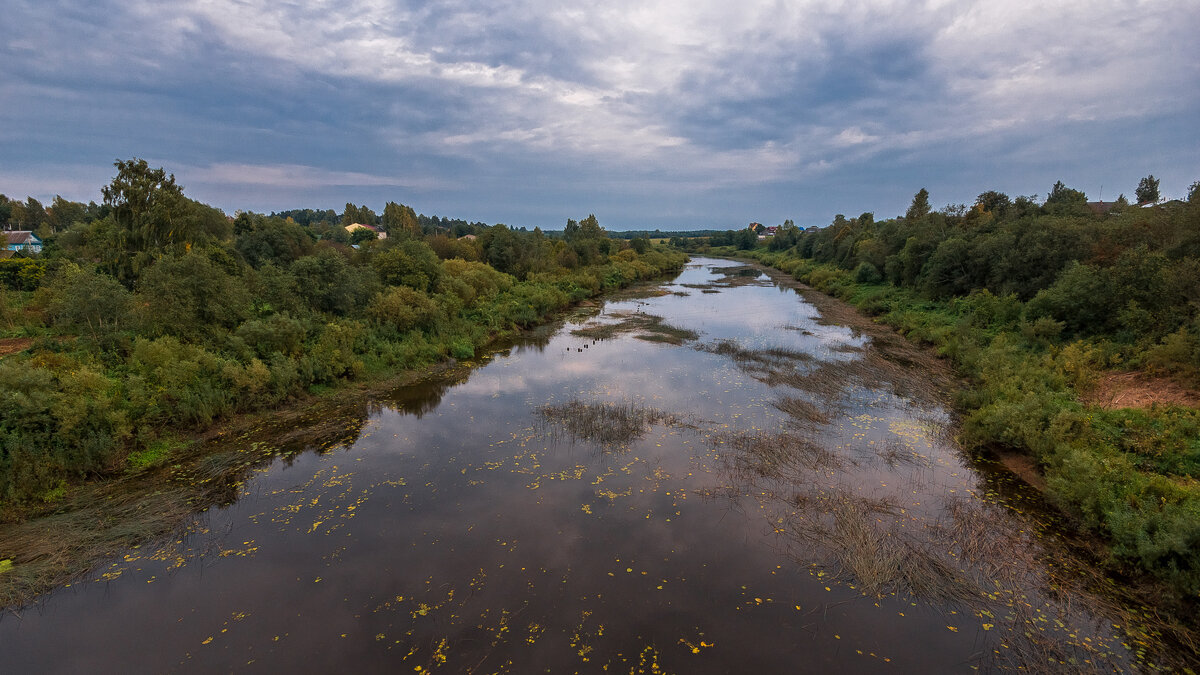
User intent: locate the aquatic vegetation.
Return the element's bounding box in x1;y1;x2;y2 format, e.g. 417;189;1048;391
569;310;698;345
538;400;686;446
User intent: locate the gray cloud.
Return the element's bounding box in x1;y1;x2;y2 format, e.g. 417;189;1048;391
2;0;1197;228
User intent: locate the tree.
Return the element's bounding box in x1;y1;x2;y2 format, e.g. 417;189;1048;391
41;263;132;344
349;228;378;245
372;239;442;292
1136;175;1160;205
382;201;420;237
100;159;230;282
103;159;187;251
975;191;1011;216
341;203;378;228
1189;181;1200;204
905;188;931;221
563;219;580;242
46;196;87;233
578;214;604;239
1043;181;1087;213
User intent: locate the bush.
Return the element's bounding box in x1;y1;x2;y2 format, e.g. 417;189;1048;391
852;261;882;284
236;314;307;359
367;286;441;334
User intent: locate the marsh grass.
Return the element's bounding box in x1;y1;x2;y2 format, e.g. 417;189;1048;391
715;431;842;479
772;396;831;427
876;438;930;468
538;400;686;446
0;397;369;610
702;336;944;404
571;311;698;345
0;445;264;609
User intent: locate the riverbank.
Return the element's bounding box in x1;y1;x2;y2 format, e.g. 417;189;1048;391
0;261;682;610
718;250;1200;646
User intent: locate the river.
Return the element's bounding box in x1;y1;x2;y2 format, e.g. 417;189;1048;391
1;258;1154;672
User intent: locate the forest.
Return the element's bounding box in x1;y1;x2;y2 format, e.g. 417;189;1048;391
694;179;1200;599
0;159;686;508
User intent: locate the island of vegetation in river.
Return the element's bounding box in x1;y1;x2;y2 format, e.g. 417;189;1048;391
0;159;686;511
684;178;1200;606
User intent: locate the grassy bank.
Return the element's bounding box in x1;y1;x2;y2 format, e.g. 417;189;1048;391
0;160;689;517
0;248;685;513
0;260;686;608
730;247;1200;604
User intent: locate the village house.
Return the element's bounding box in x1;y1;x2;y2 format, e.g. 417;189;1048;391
344;223;387;239
4;231;42;254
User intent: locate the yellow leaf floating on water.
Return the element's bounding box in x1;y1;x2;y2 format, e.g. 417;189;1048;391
983;624;994;631
947;626;958;632
201;637;213;645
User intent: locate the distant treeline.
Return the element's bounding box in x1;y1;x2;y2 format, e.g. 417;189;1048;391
722;178;1200;598
0;159;686;505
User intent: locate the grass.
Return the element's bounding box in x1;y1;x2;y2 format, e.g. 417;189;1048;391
772;396;831;428
714;431;841;479
570;311;699;346
538;400;687;446
126;438;188;473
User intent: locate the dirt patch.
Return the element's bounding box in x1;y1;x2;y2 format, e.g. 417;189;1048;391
0;337;32;358
1083;371;1200;410
996;452;1048;491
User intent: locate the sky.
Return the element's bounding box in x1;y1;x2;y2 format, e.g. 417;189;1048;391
2;0;1198;231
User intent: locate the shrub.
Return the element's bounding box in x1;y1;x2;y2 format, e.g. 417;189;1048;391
367;286;441;334
852;261;882;284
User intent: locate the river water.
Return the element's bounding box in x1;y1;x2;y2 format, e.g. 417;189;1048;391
2;258;1150;672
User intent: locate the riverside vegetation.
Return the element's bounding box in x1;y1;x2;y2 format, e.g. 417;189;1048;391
0;159;685;513
694;181;1200;607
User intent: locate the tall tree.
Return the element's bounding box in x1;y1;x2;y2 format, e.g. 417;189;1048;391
1044;181;1087;213
100;158;230;282
905;188;931;221
1136;175;1160;205
382;201;420;237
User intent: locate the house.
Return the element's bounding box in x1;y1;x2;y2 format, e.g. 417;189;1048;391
4;231;42;254
344;223;387;239
1086;201;1123;215
458;234;478;241
765;226;779;236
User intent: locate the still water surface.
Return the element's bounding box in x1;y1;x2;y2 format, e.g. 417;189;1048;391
3;259;1141;672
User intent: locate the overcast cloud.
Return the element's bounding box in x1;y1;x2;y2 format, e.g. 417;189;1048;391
3;0;1197;229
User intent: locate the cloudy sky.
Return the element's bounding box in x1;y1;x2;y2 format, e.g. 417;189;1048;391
3;0;1197;230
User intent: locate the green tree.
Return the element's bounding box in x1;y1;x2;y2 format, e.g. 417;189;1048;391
349;228;379;245
975;191;1011;216
41;263;132;345
372;240;443;292
1044;181;1087;213
1136;175;1160;205
100;159;230;282
905;188;931;222
136;252;251;341
46;196;87;233
291;248;377;316
382;202;420;238
234;213;314;268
